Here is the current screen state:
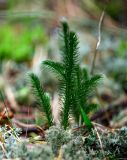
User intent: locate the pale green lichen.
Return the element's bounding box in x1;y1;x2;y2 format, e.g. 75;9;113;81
0;125;127;159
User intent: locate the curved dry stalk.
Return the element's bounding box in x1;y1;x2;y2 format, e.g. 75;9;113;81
94;126;106;159
91;11;105;75
0;141;6;155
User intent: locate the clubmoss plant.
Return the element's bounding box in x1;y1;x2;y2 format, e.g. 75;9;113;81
29;21;101;129
29;73;53;126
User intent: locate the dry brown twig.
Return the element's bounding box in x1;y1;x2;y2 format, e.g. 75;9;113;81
12;118;45;137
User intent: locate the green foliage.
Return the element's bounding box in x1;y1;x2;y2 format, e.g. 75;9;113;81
75;66;101;127
42;21;101;129
29;21;101;129
0;24;47;62
60;22;79;129
29;73;53;126
80;107;93;130
43;60;65;78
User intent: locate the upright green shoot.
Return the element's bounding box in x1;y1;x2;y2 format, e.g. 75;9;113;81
30;21;101;130
29;73;53;126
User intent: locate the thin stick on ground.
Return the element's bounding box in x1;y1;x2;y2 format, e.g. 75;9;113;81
94;126;106;159
91;11;105;75
0;142;6;155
